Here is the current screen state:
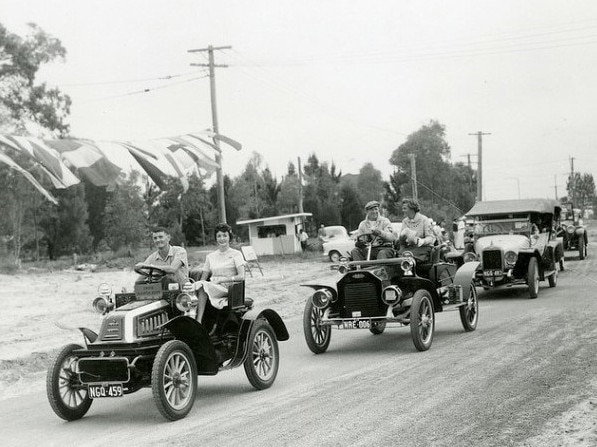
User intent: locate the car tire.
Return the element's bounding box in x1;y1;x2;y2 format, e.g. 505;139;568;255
369;321;386;335
243;319;279;390
459;282;478;332
410;290;434;351
303;299;331;354
151;340;197;421
47;343;93;421
328;250;341;263
578;234;586;260
548;269;557;288
527;257;539;299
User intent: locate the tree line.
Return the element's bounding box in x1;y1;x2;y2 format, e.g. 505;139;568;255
1;22;594;266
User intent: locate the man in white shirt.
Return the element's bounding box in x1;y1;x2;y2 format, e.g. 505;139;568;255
350;200;397;261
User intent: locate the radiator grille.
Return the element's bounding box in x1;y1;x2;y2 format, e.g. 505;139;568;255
136;311;168;338
342;283;383;317
482;250;502;270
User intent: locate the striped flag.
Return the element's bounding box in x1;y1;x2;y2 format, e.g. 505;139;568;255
0;152;58;204
44;139;122;187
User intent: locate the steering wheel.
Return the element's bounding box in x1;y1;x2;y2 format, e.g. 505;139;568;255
355;233;378;248
134;264;168;282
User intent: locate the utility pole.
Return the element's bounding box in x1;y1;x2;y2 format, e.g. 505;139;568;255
554;174;558;200
469;131;491;202
297;157;304;213
569;156;575;205
189;44;231;223
408;153;418;200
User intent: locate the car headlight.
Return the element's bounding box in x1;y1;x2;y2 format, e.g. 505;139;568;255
401;257;415;272
504;251;517;266
92;296;113;314
312;289;334;309
175;293;199;311
463;252;478;263
382;286;403;306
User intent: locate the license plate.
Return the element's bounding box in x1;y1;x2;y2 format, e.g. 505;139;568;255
483;269;502;277
341;319;371;329
88;384;123;398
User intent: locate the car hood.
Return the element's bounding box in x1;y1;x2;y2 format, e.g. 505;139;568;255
475;235;529;253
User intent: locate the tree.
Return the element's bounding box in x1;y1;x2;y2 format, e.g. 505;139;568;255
567;172;596;215
303;154;341;226
0;23;71;135
102;172;147;251
0;23;72;265
278;162;300;214
357;163;385;205
339;182;362;230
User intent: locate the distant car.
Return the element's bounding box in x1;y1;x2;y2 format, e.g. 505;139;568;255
323;229;356;262
322;223;403;262
556;202;588;260
465;199;564;299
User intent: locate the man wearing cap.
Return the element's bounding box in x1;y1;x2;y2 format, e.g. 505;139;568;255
350;200;397;261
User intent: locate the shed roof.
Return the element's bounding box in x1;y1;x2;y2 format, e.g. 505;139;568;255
236;212;312;225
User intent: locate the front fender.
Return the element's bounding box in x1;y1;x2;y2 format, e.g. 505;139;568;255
241;308;289;342
453;261;481;290
396;276;440;308
163;316;219;374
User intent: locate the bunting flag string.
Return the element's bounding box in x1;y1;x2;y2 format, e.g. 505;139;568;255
0;131;241;204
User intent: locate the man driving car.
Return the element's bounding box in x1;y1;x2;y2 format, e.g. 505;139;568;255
350;200;396;261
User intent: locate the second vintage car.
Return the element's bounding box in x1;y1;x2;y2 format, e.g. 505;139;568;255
304;235;480;353
465;199;564;298
556;202;588;260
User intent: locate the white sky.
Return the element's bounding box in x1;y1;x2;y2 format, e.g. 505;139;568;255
2;0;597;202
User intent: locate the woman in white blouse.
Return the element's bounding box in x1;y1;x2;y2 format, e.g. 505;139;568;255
192;223;246;323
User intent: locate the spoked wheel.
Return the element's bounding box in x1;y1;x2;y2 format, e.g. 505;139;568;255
527;257;539;299
47;344;92;421
548;269;558;288
459;283;479;332
303;299;331;354
410;290;435;351
244;319;279;390
151;340;197;421
578;235;586;260
369;321;387;335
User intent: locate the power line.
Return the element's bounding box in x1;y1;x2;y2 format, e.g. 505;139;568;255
57;70;207;87
76;74;210;104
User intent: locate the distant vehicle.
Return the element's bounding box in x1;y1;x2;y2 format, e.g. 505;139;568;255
322;223;403;262
465;199;564;299
556;202;588;260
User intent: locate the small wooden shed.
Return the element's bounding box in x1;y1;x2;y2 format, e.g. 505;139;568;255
236;213;312;256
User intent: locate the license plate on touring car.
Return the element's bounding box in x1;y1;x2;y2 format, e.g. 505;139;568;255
341;319;371;329
88;384;123;398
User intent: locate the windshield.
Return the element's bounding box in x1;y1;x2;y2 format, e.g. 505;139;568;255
473;219;531;236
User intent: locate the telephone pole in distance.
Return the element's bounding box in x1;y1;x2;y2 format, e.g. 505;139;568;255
468;131;491;202
189;44;231;223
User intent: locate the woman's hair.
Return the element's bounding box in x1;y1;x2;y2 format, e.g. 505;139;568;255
402;198;420;213
214;222;233;239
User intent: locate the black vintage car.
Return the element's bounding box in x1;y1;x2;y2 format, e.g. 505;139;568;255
47;266;289;421
557;202;588;260
302;240;480;353
464;199;564;298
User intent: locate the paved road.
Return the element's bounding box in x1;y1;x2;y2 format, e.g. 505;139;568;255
1;247;596;447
